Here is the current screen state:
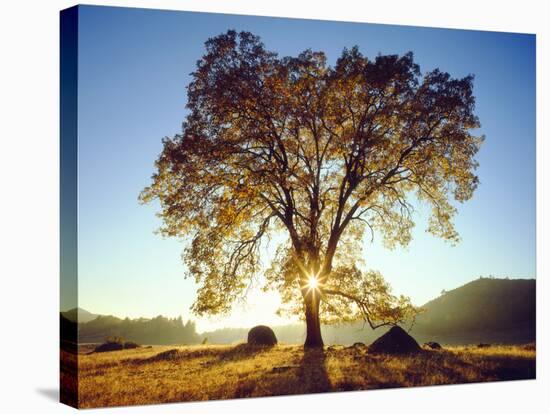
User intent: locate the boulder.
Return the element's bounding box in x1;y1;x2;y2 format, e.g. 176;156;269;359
424;341;442;350
94;338;140;353
247;325;277;346
368;326;421;354
94;341;124;353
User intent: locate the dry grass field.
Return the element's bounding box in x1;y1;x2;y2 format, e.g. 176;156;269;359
69;343;535;408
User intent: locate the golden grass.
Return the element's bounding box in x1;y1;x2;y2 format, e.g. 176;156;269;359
74;343;535;408
60;349;78;407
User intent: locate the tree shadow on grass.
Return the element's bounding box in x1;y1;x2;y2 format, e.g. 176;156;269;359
479;354;536;381
297;348;331;393
422;349;536;382
370;349;536;388
249;347;330;397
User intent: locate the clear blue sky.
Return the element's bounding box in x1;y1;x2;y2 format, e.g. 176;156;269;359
69;5;536;331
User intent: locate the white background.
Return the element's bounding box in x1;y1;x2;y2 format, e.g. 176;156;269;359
0;0;547;412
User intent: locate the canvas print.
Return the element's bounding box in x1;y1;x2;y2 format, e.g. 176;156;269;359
60;5;536;409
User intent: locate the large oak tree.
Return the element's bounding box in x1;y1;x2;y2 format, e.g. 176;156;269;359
140;31;482;347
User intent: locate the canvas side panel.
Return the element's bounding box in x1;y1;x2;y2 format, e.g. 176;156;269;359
60;5;79;409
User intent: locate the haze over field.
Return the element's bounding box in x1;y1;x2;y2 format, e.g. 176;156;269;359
63;277;535;346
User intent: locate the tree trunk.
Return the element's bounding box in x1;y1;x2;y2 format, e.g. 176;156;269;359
304;294;324;348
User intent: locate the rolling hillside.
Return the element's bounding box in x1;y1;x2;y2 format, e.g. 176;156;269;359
62;307;98;324
410;277;535;344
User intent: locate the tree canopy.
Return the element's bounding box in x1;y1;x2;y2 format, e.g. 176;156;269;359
140;30;482;346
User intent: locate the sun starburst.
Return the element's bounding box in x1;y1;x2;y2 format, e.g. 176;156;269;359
307;275;319;290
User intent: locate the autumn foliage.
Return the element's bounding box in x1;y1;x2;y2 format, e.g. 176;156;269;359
140;30;482;347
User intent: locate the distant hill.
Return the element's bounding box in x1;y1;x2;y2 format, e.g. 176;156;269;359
78;314;200;345
60;313;77;340
410;277;535;344
60;313;78;352
62;307;98;324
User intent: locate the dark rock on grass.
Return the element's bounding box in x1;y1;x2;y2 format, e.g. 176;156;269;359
94;339;140;353
424;341;442;350
123;341;140;349
368;326;421;355
94;342;124;353
247;325;277;346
